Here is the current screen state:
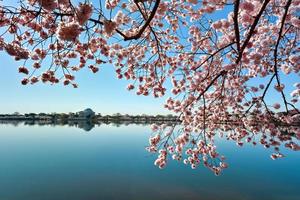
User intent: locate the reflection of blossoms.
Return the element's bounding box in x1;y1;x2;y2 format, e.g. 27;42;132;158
56;22;82;41
147;119;300;175
147;124;228;175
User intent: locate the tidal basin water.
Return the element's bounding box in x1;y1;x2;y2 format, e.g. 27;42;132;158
0;124;299;200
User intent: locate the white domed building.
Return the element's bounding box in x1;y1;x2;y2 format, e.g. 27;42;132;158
78;108;95;119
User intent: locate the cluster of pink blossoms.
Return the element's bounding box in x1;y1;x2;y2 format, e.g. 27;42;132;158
57;22;82;41
76;3;93;25
147;124;229;175
4;44;29;60
103;20;117;36
105;0;121;9
28;0;70;11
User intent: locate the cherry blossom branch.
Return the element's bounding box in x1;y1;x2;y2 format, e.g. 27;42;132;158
122;0;160;41
273;0;292;113
194;42;235;71
195;70;227;101
236;0;270;63
233;0;240;52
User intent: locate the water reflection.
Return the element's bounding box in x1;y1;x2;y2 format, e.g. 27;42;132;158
0;119;176;131
147;122;300;175
0;124;299;200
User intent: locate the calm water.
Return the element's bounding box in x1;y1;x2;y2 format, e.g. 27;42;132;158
0;124;299;200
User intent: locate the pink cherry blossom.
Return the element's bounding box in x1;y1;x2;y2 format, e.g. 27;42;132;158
76;3;93;25
103;20;117;36
57;22;82;41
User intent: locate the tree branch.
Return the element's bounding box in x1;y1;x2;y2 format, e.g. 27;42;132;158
123;0;160;41
236;0;270;64
273;0;292;112
233;0;240;52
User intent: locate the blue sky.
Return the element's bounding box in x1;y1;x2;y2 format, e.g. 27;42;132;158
0;54;170;115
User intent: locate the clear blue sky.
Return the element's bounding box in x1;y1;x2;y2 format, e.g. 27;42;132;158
0;54;171;115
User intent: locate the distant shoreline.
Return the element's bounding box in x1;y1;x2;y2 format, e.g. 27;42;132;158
1;109;299;128
0;114;180;131
1;112;299;132
0;113;180;123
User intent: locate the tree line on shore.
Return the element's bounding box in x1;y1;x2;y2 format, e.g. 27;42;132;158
0;112;179;122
